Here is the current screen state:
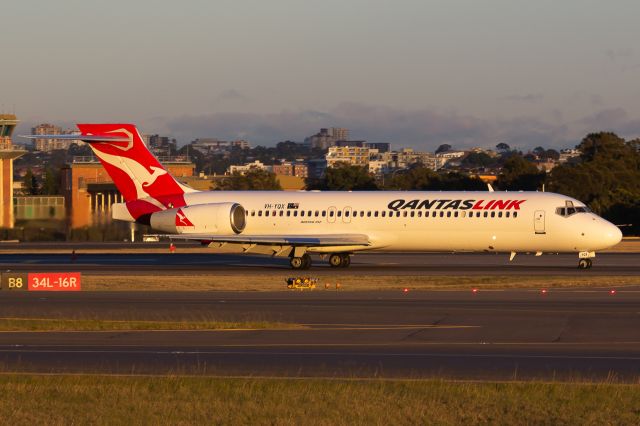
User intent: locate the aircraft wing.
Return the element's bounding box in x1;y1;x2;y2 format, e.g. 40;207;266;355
152;233;371;247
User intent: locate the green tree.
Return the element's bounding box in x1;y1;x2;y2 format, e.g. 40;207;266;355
217;169;282;190
384;165;485;191
23;169;39;195
496;142;511;153
435;144;452;154
384;165;439;190
461;152;498;168
308;163;378;190
496;154;545;191
548;132;640;230
41;167;60;195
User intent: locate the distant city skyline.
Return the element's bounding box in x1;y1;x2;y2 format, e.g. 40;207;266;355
3;0;640;150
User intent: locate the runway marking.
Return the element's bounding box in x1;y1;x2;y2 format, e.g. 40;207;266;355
1;348;640;362
0;323;478;333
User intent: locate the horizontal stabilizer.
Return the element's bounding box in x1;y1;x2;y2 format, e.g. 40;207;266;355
20;134;130;142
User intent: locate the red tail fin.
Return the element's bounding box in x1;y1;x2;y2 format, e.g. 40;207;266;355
77;124;193;218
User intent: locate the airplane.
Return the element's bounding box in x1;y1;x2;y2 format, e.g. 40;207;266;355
24;123;623;270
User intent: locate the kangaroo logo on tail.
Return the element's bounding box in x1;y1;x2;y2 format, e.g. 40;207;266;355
77;124;196;219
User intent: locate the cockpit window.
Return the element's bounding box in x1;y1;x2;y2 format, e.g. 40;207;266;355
555;205;591;217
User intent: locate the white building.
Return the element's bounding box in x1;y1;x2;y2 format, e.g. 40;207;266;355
228;160;267;175
325;146;370;167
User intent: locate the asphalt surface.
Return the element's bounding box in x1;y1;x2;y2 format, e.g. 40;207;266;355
0;251;638;275
1;289;639;380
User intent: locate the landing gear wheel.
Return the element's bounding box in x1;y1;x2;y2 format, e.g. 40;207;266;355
329;253;343;268
340;254;351;268
301;253;312;270
290;257;304;269
578;258;592;270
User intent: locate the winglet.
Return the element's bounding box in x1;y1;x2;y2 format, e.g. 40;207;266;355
487;183;495;192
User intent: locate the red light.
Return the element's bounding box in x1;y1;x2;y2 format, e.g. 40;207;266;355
403;288;409;293
610;289;616;295
472;288;478;294
541;289;548;294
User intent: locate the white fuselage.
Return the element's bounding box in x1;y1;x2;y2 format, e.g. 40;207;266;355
174;190;622;254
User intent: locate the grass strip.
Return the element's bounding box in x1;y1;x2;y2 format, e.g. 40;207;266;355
0;375;638;425
83;273;639;291
0;317;300;332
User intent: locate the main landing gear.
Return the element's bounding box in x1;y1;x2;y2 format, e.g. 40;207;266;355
290;253;311;270
329;253;351;268
289;253;352;269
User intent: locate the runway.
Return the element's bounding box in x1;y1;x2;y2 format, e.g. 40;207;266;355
1;289;639;380
0;251;639;275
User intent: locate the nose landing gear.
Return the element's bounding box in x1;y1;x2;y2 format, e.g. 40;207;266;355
577;251;595;269
578;258;592;269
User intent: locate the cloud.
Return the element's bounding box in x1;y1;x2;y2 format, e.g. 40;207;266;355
17;103;640;152
217;89;249;102
605;48;634;62
161;102;576;150
579;108;640;136
501;93;544;103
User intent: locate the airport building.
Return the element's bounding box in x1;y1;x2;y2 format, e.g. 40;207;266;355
62;155;195;228
0;114;26;228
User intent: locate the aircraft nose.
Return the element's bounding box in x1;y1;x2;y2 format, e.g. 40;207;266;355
603;221;623;248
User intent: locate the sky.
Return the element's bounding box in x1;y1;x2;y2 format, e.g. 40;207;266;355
2;0;640;150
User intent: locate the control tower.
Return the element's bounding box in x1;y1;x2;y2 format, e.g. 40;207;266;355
0;114;26;228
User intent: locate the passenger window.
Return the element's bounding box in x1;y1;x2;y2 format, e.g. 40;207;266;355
382;211;386;217
308;211;312;216
425;211;430;218
315;211;319;217
454;211;458;218
322;211;326;217
279;211;284;216
337;211;342;217
498;212;502;218
251;211;255;217
439;211;444;217
513;212;518;218
396;211;400;217
367;211;371;217
294;211;298;217
490;212;495;218
258;211;263;217
417;211;422;217
484;212;488;218
301;211;305;217
374;211;379;217
329;211;334;217
286;211;291;217
447;211;451;217
345;211;350;217
360;211;364;217
404;211;408;217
